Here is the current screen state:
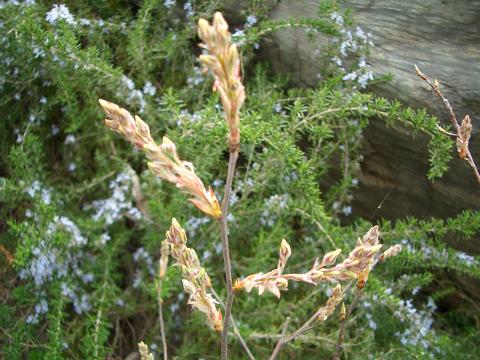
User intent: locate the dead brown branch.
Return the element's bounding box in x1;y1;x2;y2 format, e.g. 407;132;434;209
415;65;480;184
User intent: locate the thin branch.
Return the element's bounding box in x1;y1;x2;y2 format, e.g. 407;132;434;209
269;317;290;360
156;277;168;360
332;286;364;360
219;149;239;360
249;332;337;345
211;288;256;360
415;65;480;184
282;280;354;344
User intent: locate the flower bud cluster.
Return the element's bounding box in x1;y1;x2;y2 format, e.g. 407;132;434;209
99;99;221;218
138;342;154;360
165;218;223;332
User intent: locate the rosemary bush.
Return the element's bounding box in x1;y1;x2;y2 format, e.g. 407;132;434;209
1;1;479;359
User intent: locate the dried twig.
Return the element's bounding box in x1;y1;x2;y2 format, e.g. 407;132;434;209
415;65;480;184
269;317;290;360
99;99;222;218
211;288;256;360
156;240;169;360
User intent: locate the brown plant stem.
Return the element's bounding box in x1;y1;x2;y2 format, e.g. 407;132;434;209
415;65;480;184
211;288;256;360
219;149;239;360
156;277;168;360
269;317;291;360
332;286;365;360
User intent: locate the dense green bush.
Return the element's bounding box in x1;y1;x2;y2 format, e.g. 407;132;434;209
0;1;479;359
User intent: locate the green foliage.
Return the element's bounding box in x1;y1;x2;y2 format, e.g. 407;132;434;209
0;1;478;359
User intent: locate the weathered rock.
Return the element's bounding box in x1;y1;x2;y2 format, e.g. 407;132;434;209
226;0;480;241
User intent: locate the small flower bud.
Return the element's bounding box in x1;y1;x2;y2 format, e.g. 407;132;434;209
340;302;346;321
415;64;427;80
320;249;342;267
213;12;228;32
197;18;211;41
135;115;151;138
279;239;291;260
380;244;402;261
362;225;379;246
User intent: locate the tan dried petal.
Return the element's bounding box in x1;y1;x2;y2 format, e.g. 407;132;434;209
320;249;342;267
339;302;346;321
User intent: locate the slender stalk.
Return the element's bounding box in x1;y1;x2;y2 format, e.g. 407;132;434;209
269;317;290;360
211;288;256;360
219;150;239;360
156;278;168;360
332;286;365;360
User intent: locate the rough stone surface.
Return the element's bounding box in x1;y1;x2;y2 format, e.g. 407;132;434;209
227;0;480;247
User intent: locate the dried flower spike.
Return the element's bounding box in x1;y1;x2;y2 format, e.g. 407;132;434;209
99;99;221;218
165;218;223;332
235;226;398;298
198;12;245;150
